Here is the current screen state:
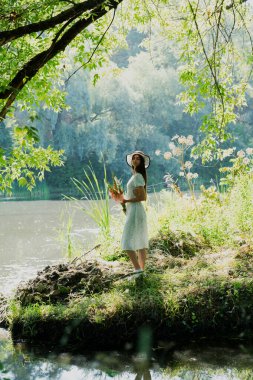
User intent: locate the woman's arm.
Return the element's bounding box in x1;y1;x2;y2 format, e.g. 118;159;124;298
123;186;146;203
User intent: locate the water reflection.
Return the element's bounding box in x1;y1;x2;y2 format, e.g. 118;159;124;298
1;330;253;380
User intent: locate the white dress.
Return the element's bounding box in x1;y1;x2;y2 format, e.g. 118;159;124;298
121;172;149;251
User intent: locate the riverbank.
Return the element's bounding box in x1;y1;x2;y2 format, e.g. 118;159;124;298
2;174;253;351
3;227;253;351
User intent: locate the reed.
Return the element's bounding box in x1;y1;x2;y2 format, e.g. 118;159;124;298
65;162;110;238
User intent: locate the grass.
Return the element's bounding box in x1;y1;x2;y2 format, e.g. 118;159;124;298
7;173;253;348
152;173;253;248
9;242;253;345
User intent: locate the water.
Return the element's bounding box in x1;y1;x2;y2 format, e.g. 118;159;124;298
0;200;99;296
1;200;253;379
1;327;253;379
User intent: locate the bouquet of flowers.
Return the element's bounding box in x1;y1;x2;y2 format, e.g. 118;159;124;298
107;176;126;214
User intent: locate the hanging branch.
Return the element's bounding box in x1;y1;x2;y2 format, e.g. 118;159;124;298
0;0;106;46
187;0;226;128
0;0;122;121
65;7;117;83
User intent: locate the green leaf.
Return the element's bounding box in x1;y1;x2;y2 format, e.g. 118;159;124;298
18;177;27;187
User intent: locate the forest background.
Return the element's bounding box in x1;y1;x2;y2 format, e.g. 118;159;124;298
1;0;253;199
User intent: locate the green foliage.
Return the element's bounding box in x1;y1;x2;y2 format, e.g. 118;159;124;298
1;0;253;153
154;169;253;248
219;148;253;187
226;174;253;235
0;126;64;193
156;0;252;158
99;233;126;261
150;226;203;259
1;0;253;200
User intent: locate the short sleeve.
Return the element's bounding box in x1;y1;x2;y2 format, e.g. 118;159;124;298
134;173;145;187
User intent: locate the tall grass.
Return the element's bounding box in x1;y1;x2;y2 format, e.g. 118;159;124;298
65;163;110;238
145;173;253;248
62;166;253;262
226;174;253;236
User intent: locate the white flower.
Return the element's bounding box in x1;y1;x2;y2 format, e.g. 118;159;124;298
222;148;234;159
246;148;253;155
179;171;185;176
171;134;179;141
172;147;182;156
186;135;194;146
243;157;250;165
178;136;187;144
164;152;172;160
185;161;193;169
186;172;194;180
237;150;245;158
169;142;175;150
155;149;161;156
193;173;199;178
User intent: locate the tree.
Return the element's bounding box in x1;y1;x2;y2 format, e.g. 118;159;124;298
1;0;253;193
0;0;125;121
163;0;253;159
0;0;124;192
1;0;252;125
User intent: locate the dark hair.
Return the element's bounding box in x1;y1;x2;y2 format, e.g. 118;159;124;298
131;154;147;192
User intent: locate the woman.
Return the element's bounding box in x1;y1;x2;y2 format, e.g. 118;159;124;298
115;150;150;274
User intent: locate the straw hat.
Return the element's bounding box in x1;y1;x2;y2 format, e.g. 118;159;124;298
126;150;150;169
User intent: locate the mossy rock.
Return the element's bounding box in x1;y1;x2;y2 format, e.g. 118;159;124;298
149;227;205;259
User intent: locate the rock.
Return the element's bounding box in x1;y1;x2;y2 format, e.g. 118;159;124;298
14;260;127;307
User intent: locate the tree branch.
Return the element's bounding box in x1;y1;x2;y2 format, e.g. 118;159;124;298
65;7;117;84
0;0;106;46
226;0;248;10
0;0;123;121
187;0;226;125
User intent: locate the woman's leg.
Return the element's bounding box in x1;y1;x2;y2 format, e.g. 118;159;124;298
138;249;147;270
126;250;141;270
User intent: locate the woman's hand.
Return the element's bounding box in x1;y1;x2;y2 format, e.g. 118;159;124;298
117;192;124;202
109;190;124;203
